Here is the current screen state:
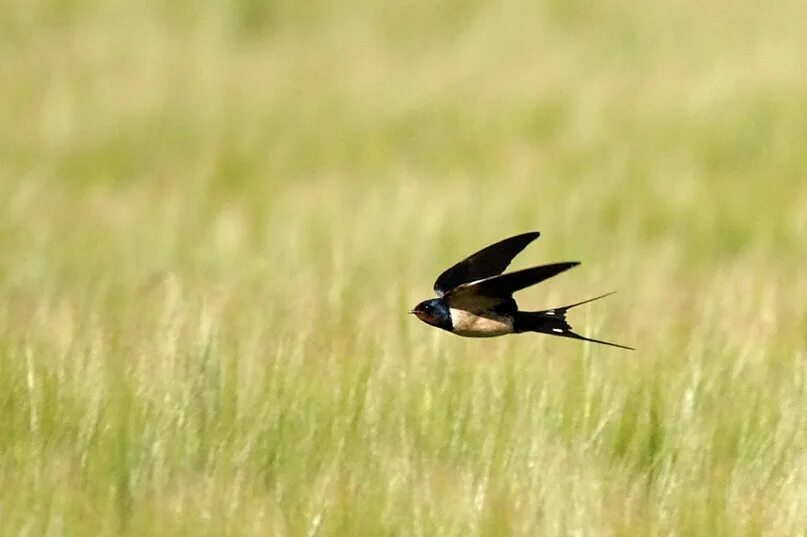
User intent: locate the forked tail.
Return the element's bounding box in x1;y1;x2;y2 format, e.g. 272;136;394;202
513;292;634;350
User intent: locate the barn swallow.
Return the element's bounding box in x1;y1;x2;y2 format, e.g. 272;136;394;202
409;231;634;350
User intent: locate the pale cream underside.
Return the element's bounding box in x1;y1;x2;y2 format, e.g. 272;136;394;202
449;308;514;337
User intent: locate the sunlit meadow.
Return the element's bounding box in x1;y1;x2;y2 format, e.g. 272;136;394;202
1;0;806;535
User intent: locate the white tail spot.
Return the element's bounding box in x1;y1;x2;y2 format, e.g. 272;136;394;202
552;328;563;333
545;311;555;315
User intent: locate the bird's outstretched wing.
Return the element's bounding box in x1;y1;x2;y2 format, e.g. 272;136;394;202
445;262;580;310
434;231;541;296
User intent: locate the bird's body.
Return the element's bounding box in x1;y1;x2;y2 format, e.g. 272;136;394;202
409;232;633;350
449;307;513;337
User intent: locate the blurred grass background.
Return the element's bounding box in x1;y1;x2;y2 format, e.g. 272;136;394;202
1;0;806;535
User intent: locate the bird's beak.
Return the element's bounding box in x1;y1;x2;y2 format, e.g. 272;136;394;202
408;310;417;314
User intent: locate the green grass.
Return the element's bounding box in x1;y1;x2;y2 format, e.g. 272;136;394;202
2;0;807;535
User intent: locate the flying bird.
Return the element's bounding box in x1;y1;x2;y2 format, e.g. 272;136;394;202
409;231;634;350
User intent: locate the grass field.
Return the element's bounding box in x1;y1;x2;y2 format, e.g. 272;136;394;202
2;0;807;535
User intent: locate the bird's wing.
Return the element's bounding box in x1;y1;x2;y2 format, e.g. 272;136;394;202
445;262;580;310
433;231;541;296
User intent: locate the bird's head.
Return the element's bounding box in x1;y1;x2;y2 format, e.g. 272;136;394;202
409;298;452;330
